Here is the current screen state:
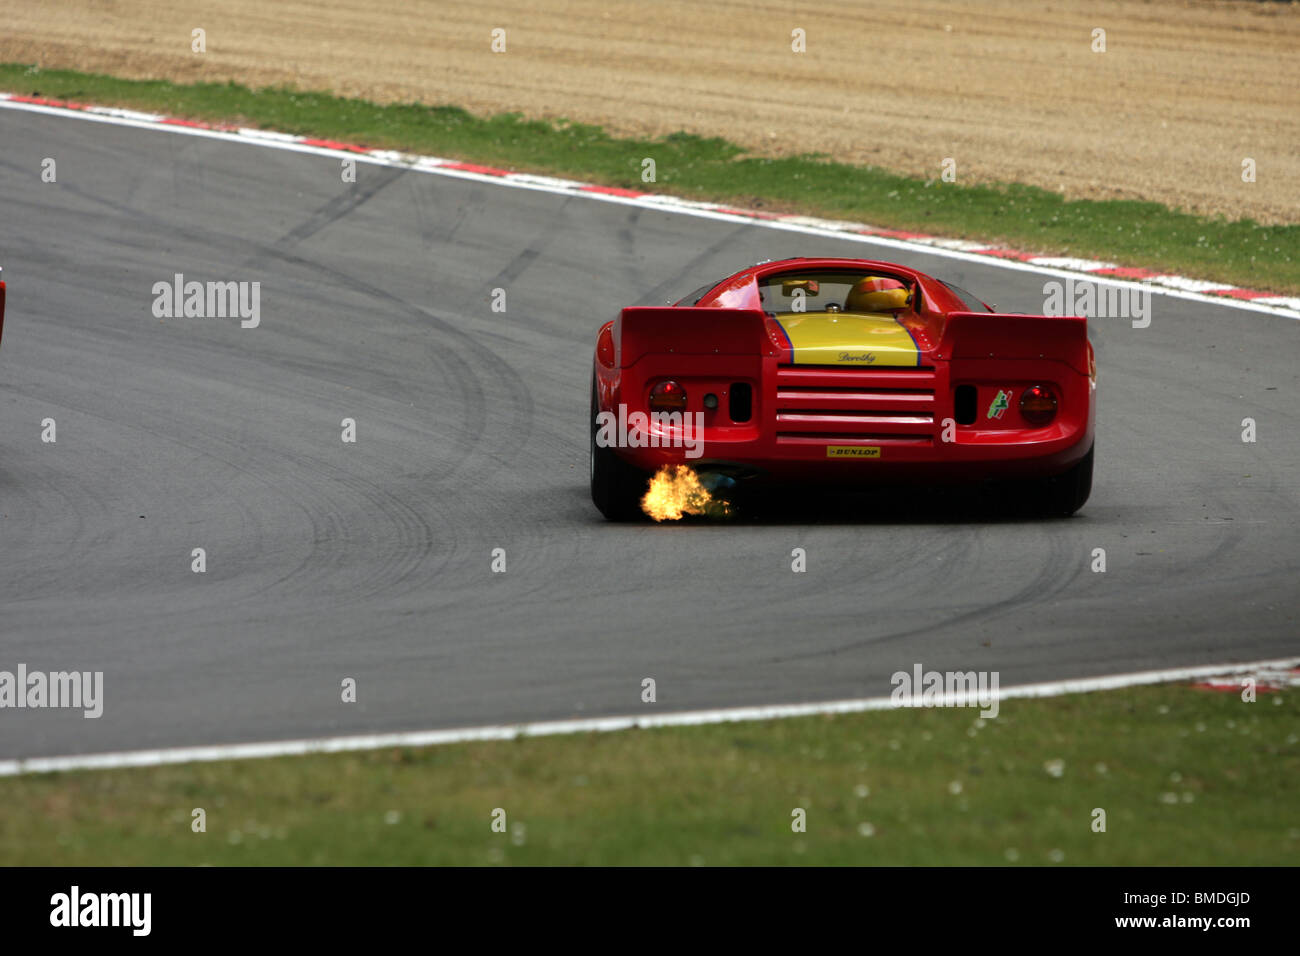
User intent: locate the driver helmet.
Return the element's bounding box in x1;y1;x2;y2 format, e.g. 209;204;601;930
845;276;911;313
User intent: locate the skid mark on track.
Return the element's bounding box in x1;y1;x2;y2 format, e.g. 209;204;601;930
767;523;1086;663
272;165;407;249
631;221;755;306
480;195;575;294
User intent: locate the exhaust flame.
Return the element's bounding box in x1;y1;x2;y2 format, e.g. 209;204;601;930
641;465;732;521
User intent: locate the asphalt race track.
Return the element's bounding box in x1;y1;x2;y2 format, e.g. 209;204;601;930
1;108;1297;760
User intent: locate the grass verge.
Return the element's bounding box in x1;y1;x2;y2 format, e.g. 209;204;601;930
2;63;1297;295
1;683;1294;865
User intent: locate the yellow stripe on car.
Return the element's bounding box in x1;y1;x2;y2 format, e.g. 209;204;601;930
776;312;920;366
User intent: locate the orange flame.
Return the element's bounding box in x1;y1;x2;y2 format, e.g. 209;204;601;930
641;465;732;521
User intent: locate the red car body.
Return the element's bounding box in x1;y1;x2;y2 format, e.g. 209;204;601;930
591;257;1095;518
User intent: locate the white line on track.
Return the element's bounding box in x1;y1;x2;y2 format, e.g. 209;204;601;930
2;657;1295;776
2;95;1297;321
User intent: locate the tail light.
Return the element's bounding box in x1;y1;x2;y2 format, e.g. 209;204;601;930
649;380;687;413
1019;384;1057;425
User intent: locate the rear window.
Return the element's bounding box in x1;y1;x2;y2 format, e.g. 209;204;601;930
757;270;909;314
675;282;719;306
940;281;993;313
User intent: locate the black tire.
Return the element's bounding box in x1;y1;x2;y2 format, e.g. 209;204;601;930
590;378;648;521
1035;443;1094;517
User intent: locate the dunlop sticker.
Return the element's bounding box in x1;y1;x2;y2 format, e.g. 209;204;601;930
827;445;881;459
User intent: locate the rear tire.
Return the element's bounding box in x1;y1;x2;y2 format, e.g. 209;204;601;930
590;378;648;521
1035;443;1094;517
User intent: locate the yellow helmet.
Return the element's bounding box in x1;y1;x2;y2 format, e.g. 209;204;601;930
845;276;911;313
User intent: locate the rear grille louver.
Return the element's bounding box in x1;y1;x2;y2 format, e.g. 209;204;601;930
774;366;936;445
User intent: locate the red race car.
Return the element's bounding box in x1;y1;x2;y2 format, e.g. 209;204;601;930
591;257;1095;520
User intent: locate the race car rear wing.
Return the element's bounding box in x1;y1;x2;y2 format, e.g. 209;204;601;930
615;307;772;367
614;306;1089;375
939;311;1089;375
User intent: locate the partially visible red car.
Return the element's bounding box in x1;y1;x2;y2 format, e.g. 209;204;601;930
591;257;1094;519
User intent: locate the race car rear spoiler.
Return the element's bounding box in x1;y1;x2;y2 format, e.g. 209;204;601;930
615;307;772;367
939;311;1089;375
614;306;1089;374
